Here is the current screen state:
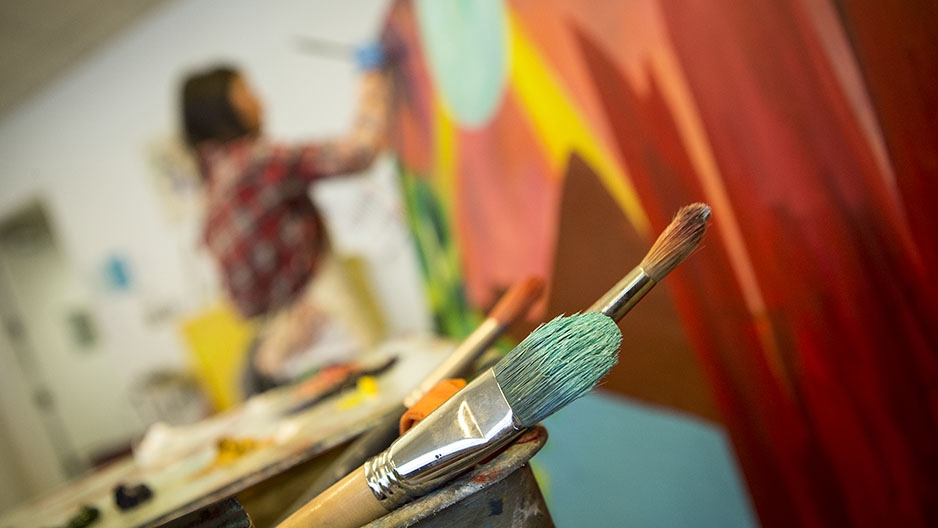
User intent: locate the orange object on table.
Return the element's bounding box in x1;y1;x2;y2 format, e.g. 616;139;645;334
399;378;467;434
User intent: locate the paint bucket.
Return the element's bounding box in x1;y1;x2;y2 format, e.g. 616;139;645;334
364;425;554;527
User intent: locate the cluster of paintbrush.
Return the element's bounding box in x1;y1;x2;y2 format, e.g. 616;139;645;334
278;203;711;527
276;276;545;521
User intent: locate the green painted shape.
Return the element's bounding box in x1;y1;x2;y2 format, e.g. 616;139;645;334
415;0;508;127
397;162;479;339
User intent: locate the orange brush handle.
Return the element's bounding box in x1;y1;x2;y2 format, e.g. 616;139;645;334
404;276;544;406
486;276;545;327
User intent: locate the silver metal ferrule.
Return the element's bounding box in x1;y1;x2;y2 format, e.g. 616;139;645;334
364;368;522;509
586;266;656;322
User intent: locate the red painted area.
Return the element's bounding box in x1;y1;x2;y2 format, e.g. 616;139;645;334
611;0;938;525
835;0;938;279
384;0;938;524
382;1;435;174
507;0;619;161
455;89;558;311
470;472;499;486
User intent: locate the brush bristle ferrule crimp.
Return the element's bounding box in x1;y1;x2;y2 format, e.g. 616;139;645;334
363;370;520;509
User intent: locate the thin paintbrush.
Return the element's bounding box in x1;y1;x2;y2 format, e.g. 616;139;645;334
403;276;546;407
294;36;354;60
589;202;711;320
278;203;711;528
276;277;544;523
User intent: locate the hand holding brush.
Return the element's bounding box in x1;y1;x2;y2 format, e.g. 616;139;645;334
278;202;711;528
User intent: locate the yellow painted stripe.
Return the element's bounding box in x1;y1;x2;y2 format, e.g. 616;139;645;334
506;11;649;235
432;92;457;219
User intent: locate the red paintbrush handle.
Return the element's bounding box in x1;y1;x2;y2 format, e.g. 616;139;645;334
487;276;545;327
402;276;544;408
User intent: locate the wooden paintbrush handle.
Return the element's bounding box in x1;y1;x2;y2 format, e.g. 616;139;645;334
277;277;544;526
402;276;544;408
277;466;388;528
276;404;405;522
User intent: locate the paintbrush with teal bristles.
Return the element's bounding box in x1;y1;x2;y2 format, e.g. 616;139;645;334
278;312;621;528
274;277;544;525
277;202;711;528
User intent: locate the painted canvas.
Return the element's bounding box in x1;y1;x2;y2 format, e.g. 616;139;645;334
381;0;938;526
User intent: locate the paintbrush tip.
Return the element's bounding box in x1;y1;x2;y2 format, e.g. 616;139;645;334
640;202;711;282
493;312;621;427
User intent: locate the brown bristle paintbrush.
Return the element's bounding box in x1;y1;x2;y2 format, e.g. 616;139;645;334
588;202;711;320
277;203;711;528
275;277;544;523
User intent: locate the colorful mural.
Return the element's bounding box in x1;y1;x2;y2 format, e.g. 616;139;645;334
382;0;938;526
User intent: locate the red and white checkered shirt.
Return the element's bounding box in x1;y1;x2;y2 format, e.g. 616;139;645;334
200;72;389;318
201;137;381;318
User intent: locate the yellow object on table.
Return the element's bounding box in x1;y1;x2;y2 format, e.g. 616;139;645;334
180;300;258;411
336;375;381;410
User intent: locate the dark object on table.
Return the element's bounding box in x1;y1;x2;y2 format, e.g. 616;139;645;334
157;497;253;528
62;505;99;528
114;482;154;510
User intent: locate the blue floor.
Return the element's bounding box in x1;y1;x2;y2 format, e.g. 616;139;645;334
534;391;758;527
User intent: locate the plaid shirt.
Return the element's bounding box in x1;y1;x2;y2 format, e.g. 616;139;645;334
201;72;388;318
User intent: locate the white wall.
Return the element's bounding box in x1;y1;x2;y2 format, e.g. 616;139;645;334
0;319;65;509
0;212;129;469
0;0;431;498
0;424;25;513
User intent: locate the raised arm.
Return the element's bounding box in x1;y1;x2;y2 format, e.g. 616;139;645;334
291;68;391;181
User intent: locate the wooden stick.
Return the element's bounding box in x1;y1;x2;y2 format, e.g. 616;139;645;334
277;466;387;528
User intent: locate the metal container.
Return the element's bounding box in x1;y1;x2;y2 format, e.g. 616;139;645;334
365;425;553;528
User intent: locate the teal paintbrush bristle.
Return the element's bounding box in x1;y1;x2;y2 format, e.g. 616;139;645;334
493;312;621;427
